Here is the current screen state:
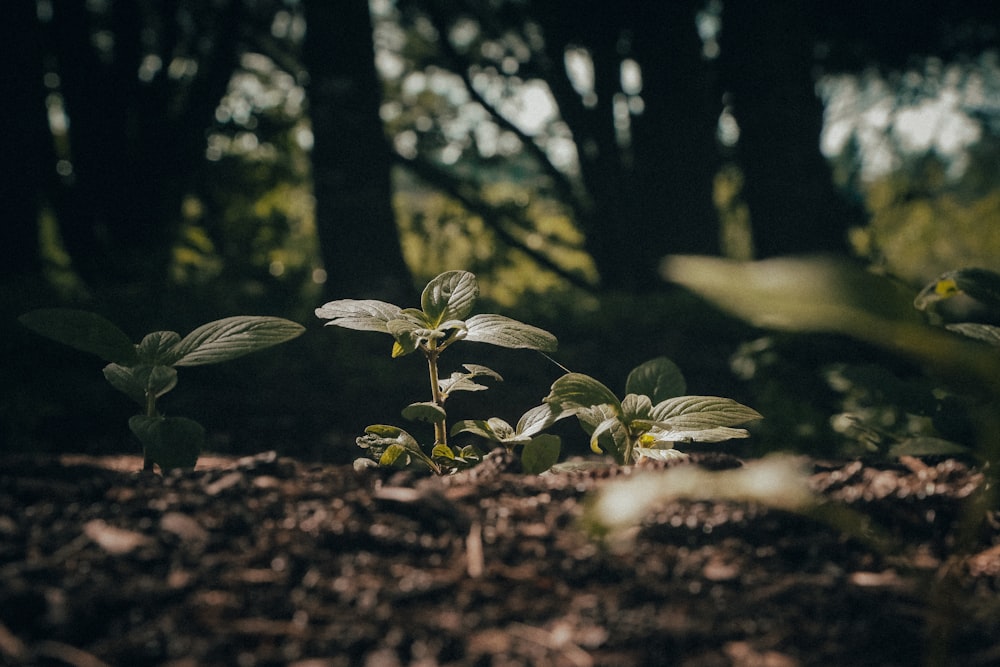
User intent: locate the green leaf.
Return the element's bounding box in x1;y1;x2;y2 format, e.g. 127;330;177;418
315;299;403;333
650;396;763;430
620;393;653;423
172;316;304;367
521;435;561;474
19;309;138;364
102;363;177;404
421;271;479;326
136;331;182;365
401;401;447;423
589;417;622;455
464;314;558;352
645;425;751;443
431;444;456;460
102;363;147;405
625;357;686;403
128;415;204;470
888;437;971;458
515;404;557;439
450;419;497;440
946;323;1000;347
379;444;410;467
545;373;622;417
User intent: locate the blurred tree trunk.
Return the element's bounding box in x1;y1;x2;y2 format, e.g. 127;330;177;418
0;1;50;281
532;0;721;291
719;2;863;257
303;1;414;302
42;1;241;299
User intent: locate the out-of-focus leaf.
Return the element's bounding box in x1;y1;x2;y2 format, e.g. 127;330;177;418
19;309;138;364
946;323;1000;347
888;437;972;458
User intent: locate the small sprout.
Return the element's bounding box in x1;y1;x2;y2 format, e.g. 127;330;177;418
19;309;304;472
317;271;560;474
545;357;762;465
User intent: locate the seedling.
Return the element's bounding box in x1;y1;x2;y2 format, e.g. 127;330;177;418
19;309;305;471
316;270;560;473
545;357;762;465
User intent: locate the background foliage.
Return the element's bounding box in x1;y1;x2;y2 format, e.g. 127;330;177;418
3;0;999;461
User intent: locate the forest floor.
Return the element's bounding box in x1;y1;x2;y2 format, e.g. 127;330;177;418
1;449;999;667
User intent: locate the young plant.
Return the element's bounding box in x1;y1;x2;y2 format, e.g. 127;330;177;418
315;270;559;473
545;357;762;465
19;309;305;471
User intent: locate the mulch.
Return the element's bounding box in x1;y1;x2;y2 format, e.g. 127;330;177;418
1;449;998;666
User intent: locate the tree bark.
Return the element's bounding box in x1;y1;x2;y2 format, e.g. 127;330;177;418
303;0;414;302
719;2;863;258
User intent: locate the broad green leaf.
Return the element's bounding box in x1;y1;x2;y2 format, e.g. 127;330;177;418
620;393;653;423
431;444;456;460
401;401;447;423
379;444;410;467
315;299;403;333
464;314;558;352
172;316;304;366
650;396;762;430
421;271;478;326
545;373;621;416
136;331;182;365
128;415;204;471
521;435;561;474
625;357;686;403
19;309;138;364
450;419;497;440
102;363;147;405
516;404;558;439
946;323;1000;347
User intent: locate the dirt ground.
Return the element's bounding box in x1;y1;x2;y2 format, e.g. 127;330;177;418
1;449;998;667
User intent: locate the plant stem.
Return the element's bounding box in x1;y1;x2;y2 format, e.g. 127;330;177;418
143;392;157;472
425;347;448;446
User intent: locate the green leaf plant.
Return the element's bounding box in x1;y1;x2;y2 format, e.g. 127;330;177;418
316;270;561;475
544;357;763;465
19;309;305;472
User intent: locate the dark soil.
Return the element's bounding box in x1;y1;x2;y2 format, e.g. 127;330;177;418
1;450;998;667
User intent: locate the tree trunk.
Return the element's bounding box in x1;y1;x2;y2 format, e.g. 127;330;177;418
538;0;719;292
0;1;52;281
719;2;863;258
303;0;414;302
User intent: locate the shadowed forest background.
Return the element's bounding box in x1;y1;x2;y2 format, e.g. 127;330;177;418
2;0;999;463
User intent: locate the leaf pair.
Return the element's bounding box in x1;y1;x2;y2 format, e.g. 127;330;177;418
451;404;562;474
315;271;557;357
545;357;762;465
20;309;305;471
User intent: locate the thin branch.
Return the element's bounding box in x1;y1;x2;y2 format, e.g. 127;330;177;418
420;2;589;223
396;152;598;293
